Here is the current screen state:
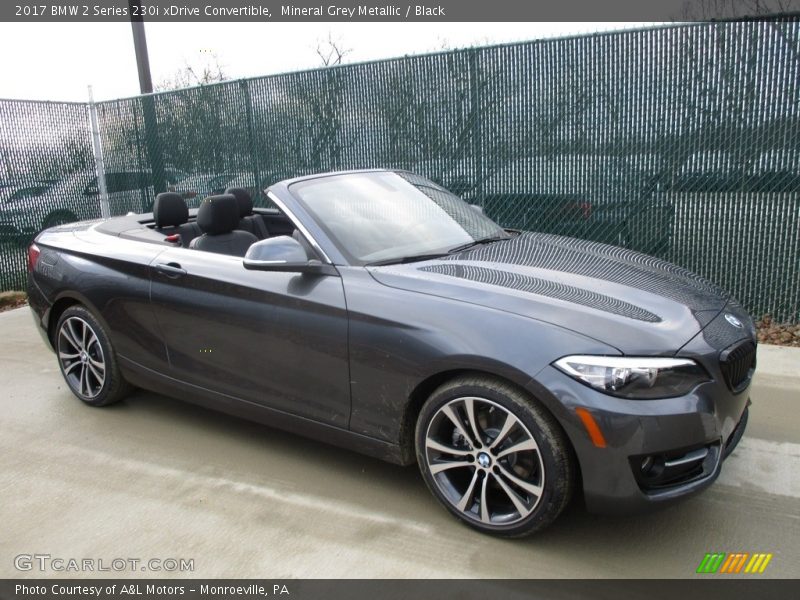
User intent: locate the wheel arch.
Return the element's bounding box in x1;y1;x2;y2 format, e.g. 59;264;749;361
399;366;578;471
46;292;108;349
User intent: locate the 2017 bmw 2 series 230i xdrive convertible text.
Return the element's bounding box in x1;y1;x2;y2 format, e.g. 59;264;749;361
27;170;756;536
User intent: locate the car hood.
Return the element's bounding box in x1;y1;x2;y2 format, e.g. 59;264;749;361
367;232;731;354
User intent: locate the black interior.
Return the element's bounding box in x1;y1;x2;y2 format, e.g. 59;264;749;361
226;186;271;240
153;191;202;248
96;190;297;253
190;194;258;257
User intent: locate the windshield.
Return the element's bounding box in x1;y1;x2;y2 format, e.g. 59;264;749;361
289;171;509;265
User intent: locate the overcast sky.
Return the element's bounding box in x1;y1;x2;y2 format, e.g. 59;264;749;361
0;22;659;103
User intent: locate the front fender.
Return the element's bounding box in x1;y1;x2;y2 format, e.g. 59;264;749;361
340;267;618;446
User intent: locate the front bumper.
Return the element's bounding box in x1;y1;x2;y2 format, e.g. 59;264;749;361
531;360;751;515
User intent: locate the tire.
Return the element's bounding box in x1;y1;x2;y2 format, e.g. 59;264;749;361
55;305;133;407
415;375;575;537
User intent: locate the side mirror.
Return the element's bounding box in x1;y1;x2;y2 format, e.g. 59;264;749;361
243;236;333;274
470;204;484;214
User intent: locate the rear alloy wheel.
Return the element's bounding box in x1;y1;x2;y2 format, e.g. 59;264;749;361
56;306;132;406
416;376;575;537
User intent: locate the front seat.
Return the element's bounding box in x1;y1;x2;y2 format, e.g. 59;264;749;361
226;187;270;239
153;192;202;248
190;194;257;256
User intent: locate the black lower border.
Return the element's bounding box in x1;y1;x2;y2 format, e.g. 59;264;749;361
1;579;798;600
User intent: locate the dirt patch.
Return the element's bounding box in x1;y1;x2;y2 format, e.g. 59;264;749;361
0;291;27;313
756;315;800;348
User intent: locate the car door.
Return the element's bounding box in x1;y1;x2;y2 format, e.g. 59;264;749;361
148;246;351;429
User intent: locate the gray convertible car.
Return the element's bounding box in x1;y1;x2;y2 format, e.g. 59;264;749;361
26;169;755;536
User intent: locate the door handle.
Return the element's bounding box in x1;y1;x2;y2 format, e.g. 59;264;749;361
155;262;187;278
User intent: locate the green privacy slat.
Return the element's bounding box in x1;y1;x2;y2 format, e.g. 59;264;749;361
1;20;798;321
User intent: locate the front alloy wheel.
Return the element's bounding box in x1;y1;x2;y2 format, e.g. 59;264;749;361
416;376;574;536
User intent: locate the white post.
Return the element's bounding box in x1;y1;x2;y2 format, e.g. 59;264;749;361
88;86;110;218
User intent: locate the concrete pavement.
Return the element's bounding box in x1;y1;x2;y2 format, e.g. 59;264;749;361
0;306;798;578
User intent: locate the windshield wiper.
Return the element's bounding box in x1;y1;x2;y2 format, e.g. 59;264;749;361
366;253;450;267
366;235;512;267
448;236;510;254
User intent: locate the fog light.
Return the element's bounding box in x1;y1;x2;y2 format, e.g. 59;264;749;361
638;455;665;480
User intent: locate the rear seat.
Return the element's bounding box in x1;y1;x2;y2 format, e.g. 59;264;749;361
226;187;270;239
226;186;297;239
153;192;202;248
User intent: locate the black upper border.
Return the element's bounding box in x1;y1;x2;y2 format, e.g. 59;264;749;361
2;0;799;23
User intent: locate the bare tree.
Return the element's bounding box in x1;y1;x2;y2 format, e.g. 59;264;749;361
156;52;228;92
376;44;530;199
315;33;352;67
149;53;239;174
277;34;353;171
659;17;800;189
677;0;800;20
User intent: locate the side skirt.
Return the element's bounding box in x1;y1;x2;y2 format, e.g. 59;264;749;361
119;356;408;465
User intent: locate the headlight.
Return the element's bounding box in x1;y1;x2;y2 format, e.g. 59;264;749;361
553;355;710;399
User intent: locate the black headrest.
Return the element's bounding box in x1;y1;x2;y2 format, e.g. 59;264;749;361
196;194;241;235
153;192;188;228
225;187;253;218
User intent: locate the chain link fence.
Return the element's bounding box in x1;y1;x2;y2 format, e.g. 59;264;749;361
1;19;798;320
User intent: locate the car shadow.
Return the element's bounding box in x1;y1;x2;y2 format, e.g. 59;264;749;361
98;387;758;577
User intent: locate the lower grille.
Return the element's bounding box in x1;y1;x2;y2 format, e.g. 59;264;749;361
631;442;720;492
720;341;757;392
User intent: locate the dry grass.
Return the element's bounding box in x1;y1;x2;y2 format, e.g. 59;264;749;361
0;291;27;313
756;315;800;348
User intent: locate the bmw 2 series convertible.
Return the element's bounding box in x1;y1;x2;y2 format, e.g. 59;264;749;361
26;169;756;536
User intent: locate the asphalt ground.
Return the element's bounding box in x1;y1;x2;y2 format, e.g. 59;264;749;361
1;306;798;578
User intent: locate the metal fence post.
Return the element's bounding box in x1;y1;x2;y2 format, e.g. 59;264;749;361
88;86;110;219
128;3;166;208
240;79;261;204
469;48;485;207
